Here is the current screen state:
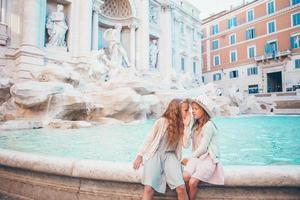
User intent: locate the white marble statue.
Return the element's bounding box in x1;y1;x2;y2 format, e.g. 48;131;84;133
46;4;68;50
149;39;158;69
88;49;110;81
103;24;131;68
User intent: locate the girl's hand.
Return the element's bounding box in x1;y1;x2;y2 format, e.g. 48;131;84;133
133;155;143;170
181;158;188;166
183;112;191;127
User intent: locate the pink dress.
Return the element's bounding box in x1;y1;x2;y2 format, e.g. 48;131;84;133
184;152;224;185
184;127;224;185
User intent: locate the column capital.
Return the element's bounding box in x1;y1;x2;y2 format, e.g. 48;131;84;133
93;0;104;14
128;21;139;29
161;2;175;11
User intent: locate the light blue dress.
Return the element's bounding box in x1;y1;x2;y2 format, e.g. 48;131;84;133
142;132;184;193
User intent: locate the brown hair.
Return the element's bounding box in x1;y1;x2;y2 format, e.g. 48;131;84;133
192;102;210;132
162;99;184;146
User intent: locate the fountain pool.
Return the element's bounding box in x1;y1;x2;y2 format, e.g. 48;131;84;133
0;115;299;165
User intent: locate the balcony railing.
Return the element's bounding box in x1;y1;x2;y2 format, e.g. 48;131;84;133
254;50;291;62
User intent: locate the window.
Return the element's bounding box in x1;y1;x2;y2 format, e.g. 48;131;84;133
229;70;239;78
265;40;278;55
295;59;300;69
246;28;256;40
212;40;219;50
213;73;221;81
230;50;237;62
267;1;275;15
292;0;300;6
193;61;197;74
228;16;237;29
229;33;236;45
192;28;197;41
212;24;219;35
291;33;300;49
213;55;220;66
267;21;276;34
181;57;185;72
247;9;254;22
247;67;258;76
248;46;256;58
180;21;185;34
248;85;259;94
292;12;300;27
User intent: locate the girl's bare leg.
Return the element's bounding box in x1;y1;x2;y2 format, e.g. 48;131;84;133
175;184;189;200
183;172;191;194
188;178;200;200
142;185;155;200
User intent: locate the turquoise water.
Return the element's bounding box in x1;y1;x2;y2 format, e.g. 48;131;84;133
0;116;299;165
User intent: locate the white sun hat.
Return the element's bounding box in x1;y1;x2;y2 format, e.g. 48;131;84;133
188;95;216;118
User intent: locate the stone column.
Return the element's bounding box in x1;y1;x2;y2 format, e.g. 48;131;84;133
158;3;173;75
76;0;93;61
92;0;103;50
12;0;45;82
129;22;138;68
135;0;150;71
0;0;6;23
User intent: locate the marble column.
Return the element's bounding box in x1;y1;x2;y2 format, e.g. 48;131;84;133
135;0;150;71
21;0;41;49
0;0;6;23
76;0;93;61
158;3;173;75
129;22;138;68
92;0;103;50
13;0;45;82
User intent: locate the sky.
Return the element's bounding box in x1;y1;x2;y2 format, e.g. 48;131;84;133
186;0;246;19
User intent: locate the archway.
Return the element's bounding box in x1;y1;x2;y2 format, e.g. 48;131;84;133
94;0;138;67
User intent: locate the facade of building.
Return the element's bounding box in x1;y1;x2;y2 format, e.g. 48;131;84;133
0;0;201;82
147;0;202;77
201;0;300;94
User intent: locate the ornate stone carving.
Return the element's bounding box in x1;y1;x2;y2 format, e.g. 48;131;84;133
101;0;132;18
93;0;104;14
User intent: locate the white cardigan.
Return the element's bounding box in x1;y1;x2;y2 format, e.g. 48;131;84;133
183;120;220;163
138;117;190;161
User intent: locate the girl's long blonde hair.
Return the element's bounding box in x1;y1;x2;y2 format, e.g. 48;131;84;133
162;99;185;146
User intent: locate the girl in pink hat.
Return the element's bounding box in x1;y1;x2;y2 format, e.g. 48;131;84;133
182;97;224;200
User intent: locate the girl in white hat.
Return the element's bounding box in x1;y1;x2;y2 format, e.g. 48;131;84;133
182;96;224;200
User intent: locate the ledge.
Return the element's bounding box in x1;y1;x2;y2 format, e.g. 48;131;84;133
0;148;299;187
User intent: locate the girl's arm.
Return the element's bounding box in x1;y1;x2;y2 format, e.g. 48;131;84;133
182;125;192;148
191;121;215;158
182;113;192;148
137;118;161;156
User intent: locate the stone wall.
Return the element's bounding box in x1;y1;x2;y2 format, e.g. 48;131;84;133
0;149;299;199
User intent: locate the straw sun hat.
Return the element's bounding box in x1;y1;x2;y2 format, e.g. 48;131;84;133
188;95;216;118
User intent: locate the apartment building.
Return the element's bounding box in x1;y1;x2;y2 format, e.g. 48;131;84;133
201;0;300;94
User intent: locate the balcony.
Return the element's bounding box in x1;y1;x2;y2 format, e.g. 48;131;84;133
254;50;291;63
